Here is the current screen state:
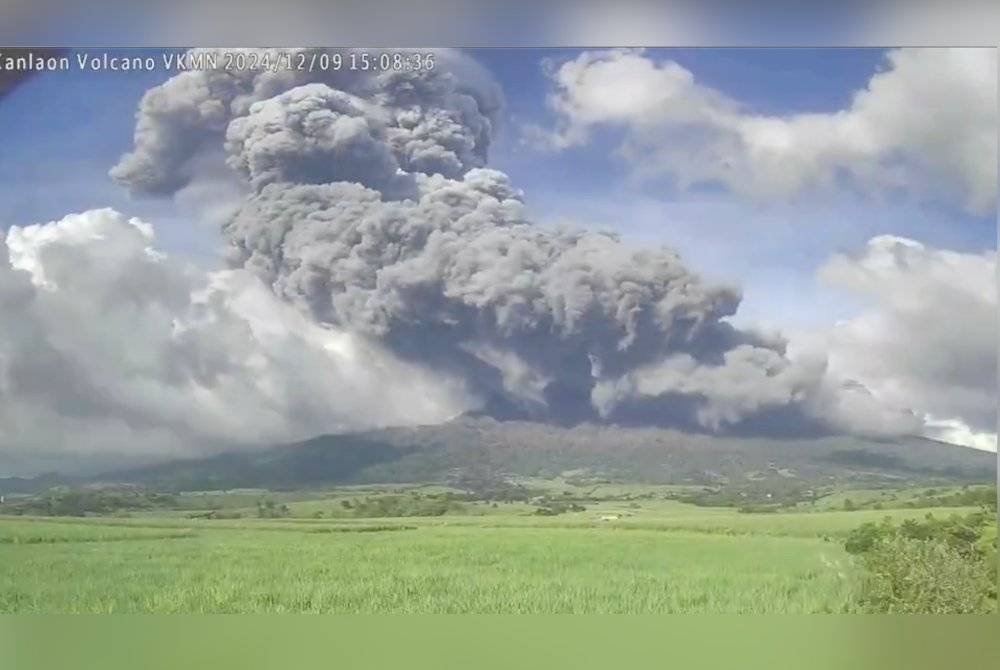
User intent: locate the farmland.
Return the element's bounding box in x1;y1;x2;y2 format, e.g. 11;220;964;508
1;482;994;613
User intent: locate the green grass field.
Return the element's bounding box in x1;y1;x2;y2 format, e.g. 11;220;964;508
2;488;991;613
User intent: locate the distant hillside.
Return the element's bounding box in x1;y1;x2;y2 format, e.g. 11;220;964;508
84;417;997;492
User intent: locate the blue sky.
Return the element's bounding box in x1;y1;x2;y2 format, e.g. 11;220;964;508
0;51;228;264
1;48;994;329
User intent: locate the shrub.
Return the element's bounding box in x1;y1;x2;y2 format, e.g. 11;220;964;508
737;504;778;514
854;535;995;613
212;510;243;519
256;499;290;518
844;519;892;555
845;512;997;613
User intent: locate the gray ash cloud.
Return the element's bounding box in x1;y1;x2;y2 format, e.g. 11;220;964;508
109;48;920;437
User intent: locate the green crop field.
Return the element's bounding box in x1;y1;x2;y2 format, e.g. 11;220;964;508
1;485;993;613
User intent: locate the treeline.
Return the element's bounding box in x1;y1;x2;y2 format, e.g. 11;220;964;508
339;494;465;518
448;482;544;503
910;486;997;510
674;484;997;514
845;511;997;613
841;485;997;512
672;485;816;512
532;500;587;516
332;490;588;518
1;488;177;517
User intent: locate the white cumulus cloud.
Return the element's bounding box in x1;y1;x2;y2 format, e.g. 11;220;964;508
802;235;997;451
534;48;997;213
0;209;471;474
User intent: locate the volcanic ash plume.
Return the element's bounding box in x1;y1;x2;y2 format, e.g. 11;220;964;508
111;49;920;436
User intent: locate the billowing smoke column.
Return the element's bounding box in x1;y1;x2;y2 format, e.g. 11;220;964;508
111;48;919;436
111;48;502;195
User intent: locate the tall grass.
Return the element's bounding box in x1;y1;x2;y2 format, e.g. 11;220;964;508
1;502;986;613
0;520;856;613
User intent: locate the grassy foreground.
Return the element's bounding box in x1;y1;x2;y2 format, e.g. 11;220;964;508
1;495;989;613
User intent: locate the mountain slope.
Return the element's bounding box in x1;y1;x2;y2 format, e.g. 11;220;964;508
96;417;997;491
